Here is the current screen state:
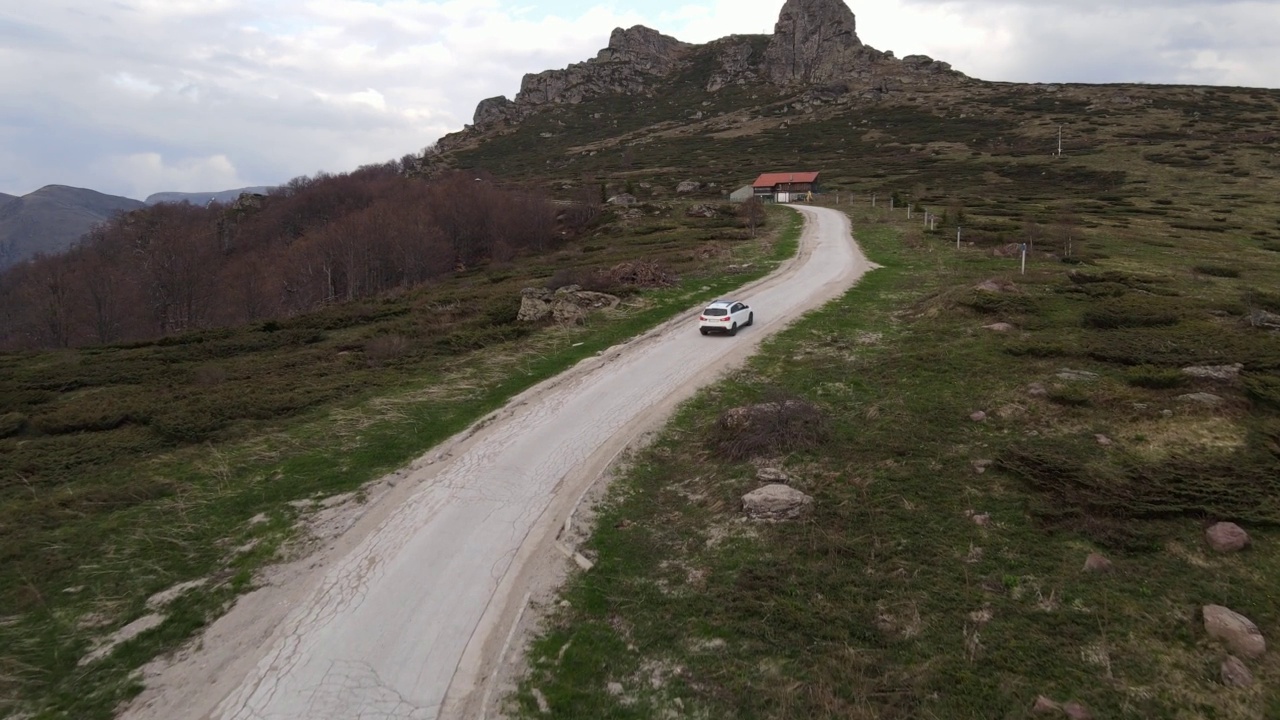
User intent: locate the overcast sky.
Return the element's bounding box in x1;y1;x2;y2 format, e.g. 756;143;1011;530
3;0;1278;200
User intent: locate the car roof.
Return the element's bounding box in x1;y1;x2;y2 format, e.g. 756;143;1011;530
706;300;741;308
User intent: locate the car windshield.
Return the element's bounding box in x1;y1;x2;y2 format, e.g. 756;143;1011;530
704;308;728;316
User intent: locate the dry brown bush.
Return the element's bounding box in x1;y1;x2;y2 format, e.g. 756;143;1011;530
712;390;830;461
364;334;411;367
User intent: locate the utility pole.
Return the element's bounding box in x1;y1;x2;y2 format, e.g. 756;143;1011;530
1057;125;1063;158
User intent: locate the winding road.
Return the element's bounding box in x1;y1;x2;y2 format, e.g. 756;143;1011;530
121;205;876;720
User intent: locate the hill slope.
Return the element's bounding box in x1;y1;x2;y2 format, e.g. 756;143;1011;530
0;185;144;269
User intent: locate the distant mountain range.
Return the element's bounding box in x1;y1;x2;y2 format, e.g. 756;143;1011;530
0;185;275;270
0;186;145;270
145;186;275;206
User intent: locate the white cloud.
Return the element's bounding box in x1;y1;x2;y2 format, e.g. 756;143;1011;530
1;0;1278;199
92;153;247;199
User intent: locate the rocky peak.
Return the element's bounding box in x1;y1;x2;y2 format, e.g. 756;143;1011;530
595;25;689;73
764;0;868;85
470;25;688;129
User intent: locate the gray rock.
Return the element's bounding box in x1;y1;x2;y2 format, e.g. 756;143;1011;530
1032;696;1061;713
1062;701;1093;720
1057;369;1099;381
743;484;814;521
1083;553;1113;573
1095;434;1113;446
1221;655;1254;688
1203;605;1266;658
1178;392;1225;406
972;459;993;474
676;180;701;194
1182;363;1243;382
984;322;1016;332
1249;309;1280;330
1205;522;1250;553
1027;382;1049;398
970;411;988;422
518;287;620;324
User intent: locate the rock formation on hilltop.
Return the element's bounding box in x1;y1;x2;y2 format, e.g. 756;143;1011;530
765;0;869;84
472;26;690;128
439;0;966;152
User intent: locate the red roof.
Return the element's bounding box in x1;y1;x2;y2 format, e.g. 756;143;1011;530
752;171;820;188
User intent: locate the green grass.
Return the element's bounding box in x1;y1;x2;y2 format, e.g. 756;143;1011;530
0;206;802;719
511;205;1280;719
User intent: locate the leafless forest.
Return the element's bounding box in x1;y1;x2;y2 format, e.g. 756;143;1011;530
0;165;563;349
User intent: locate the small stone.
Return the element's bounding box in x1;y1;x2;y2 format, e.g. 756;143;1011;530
1057;368;1099;381
1032;695;1061;713
1221;655;1255;688
1161;409;1174;418
971;513;991;527
742;484;813;521
1027;382;1049;398
970;411;988;422
1203;605;1267;659
972;459;993;474
984;322;1016;332
1083;553;1113;573
1205;522;1250;553
607;681;624;696
1178;392;1224;406
1095;434;1112;446
1063;701;1094;720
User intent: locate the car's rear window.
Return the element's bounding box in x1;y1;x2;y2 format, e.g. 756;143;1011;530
704;308;728;316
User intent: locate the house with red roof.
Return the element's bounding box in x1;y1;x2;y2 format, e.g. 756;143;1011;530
752;171;821;202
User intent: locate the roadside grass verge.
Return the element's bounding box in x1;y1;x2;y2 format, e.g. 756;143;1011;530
0;206;801;719
513;206;1280;719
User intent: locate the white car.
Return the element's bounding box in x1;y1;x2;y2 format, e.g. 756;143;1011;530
699;300;754;336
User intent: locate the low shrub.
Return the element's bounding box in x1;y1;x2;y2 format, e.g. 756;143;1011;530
1081;297;1183;329
1047;387;1090;407
1193;264;1242;278
711;391;829;461
364;334;411;367
1125;366;1188;389
0;411;26;438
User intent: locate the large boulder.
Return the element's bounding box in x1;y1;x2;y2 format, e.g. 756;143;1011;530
518;286;620;324
1205;522;1250;553
1203;605;1266;658
743;484;813;521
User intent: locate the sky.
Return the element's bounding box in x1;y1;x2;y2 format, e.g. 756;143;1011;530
2;0;1278;200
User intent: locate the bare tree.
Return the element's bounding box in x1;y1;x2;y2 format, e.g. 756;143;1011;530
738;196;767;237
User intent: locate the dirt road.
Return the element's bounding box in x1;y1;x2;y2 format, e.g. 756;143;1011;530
122;205;876;720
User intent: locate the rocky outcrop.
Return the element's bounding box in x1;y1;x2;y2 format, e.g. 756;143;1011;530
470;25;690;129
453;0;969;144
764;0;873;85
761;0;964;86
518;286;620;324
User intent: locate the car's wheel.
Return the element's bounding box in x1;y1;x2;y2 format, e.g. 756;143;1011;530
700;328;709;335
747;312;754;327
729;323;738;336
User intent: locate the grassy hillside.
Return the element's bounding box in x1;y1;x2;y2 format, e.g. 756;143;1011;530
442;68;1280;719
2;30;1279;717
0;202;800;718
